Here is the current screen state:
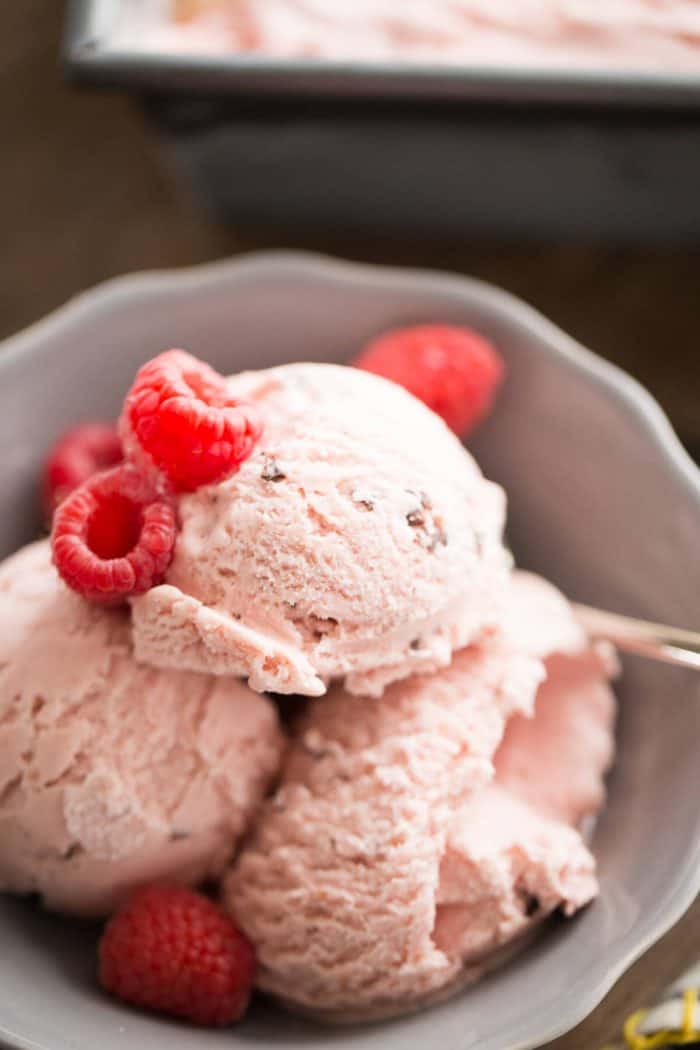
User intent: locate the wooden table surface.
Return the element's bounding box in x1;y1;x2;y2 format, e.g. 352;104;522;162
2;5;699;1048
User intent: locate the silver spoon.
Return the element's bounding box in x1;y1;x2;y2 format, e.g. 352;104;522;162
574;604;700;671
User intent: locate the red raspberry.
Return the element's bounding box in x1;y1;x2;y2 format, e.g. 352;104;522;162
51;464;176;604
354;324;505;436
99;884;256;1027
120;350;263;492
41;422;123;522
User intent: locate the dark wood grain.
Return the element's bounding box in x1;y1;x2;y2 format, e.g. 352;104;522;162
1;6;698;1047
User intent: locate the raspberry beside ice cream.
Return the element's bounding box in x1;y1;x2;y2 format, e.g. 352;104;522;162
100;884;256;1026
131;362;510;696
225;572;616;1019
355;324;505;436
42;422;122;521
0;541;284;917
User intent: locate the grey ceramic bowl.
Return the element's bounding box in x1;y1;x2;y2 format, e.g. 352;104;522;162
0;253;698;1050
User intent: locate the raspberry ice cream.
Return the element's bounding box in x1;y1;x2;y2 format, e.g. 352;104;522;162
131;363;509;697
493;572;617;820
111;0;700;73
2;333;620;1031
225;572;615;1019
0;541;284;918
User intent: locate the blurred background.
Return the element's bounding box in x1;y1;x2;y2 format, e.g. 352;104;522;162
3;4;699;460
1;7;698;1045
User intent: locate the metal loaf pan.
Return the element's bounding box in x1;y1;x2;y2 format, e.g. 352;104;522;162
64;0;700;238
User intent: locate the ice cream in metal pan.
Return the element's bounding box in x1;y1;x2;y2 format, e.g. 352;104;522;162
111;0;700;73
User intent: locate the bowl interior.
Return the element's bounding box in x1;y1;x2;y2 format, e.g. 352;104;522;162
0;254;698;1050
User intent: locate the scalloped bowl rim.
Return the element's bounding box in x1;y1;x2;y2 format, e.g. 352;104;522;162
0;251;698;1050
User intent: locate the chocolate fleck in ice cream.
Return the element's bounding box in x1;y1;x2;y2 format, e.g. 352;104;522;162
0;540;284;917
131;364;510;697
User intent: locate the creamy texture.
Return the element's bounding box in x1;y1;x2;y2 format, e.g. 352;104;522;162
496;571;618;826
111;0;700;72
0;541;284;917
132;363;509;697
225;572;616;1018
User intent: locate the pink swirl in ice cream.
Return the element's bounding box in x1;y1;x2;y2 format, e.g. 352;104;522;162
0;541;284;917
224;571;615;1019
111;1;700;73
131;363;509;697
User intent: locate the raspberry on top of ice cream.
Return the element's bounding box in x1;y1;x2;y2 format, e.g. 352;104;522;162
51;464;177;604
120;349;263;492
131;362;511;696
51;350;263;606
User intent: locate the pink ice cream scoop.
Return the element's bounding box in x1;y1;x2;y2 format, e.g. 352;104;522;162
431;576;617;989
131;363;509;697
224;572;616;1020
0;541;284;918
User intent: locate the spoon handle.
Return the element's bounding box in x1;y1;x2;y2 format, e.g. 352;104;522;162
573;604;700;671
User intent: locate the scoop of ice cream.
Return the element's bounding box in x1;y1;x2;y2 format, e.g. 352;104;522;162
426;579;617;990
0;541;284;917
224;571;615;1019
432;787;597;967
494;571;617;827
226;630;543;1016
132;363;509;697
